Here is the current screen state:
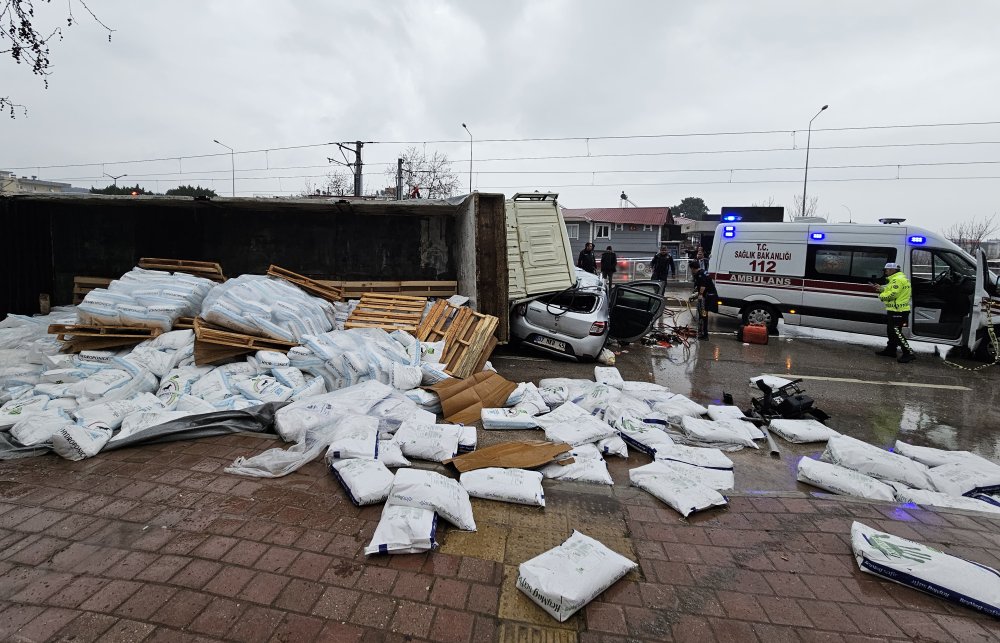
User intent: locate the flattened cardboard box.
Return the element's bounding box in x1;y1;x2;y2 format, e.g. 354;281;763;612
428;371;517;426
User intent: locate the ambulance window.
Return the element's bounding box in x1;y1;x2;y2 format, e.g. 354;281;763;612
807;246;897;283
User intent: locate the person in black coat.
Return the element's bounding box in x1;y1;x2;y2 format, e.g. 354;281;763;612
577;242;597;274
600;246;617;284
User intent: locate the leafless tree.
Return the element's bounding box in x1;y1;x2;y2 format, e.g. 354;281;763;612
385;147;461;199
1;0;113;117
790;194;819;219
752;196;777;207
944;214;998;255
303;171;352;197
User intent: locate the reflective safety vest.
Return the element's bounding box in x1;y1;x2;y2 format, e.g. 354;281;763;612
879;271;911;313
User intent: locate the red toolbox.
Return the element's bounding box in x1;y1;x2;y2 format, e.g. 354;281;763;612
739;324;769;345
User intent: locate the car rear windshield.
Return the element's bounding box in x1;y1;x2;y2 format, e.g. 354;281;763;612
540;291;599;313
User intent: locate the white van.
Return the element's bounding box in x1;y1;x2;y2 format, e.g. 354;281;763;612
710;219;1000;359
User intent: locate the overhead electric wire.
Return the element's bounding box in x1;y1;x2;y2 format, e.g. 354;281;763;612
475;175;1000;190
4;119;1000;172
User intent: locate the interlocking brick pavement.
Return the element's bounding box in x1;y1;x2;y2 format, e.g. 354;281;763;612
0;433;999;641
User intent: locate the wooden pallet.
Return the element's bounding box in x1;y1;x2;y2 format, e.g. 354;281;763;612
416;299;457;342
193;317;298;365
267;265;343;302
173;317;195;330
319;280;458;299
72;276;113;304
344;293;428;333
442;310;499;379
137;258;226;282
48;323;163;354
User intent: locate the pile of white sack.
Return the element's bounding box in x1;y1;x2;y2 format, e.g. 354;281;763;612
200;274;336;342
77;267;216;331
796;435;1000;515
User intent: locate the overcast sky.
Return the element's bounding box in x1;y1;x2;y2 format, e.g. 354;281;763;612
3;1;999;233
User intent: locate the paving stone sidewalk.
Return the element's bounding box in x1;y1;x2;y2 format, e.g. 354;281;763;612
1;433;999;642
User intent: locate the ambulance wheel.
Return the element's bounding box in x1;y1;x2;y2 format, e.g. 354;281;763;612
742;303;779;333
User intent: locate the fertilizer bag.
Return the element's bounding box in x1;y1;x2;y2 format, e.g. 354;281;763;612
769;418;840;444
330;458;395;506
364;505;438;556
460;468;545;507
822;435;934;490
796;457;896;502
387;468;476;531
851;521;1000;618
629;461;728;517
517;530;637;622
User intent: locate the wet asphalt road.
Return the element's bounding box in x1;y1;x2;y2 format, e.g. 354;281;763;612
492;299;1000;495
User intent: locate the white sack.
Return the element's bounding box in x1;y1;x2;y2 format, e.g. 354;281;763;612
851;521;1000;619
275;380;394;442
656;460;735;491
331;458;395;506
73;393;163;431
10;411;74;446
896;489;1000;515
386;468;476;531
114;410;193;442
458;425;477;453
621;381;668;393
607;410;675;457
537;384;570;408
796;457;896;501
325;415;380;460
0;395;51;429
236;376;294;403
893;440;991;469
822;435;934;490
391;423;462;462
593;366;624;390
51;425;112;461
629;461;728;517
706;405;747;421
597;435;628;458
481;408;539;430
927;460;1000;497
539;458;613;486
654;444;734;470
680;416;759;449
513;383;550;416
769;418;840;444
534;402;616;447
460;468;545;507
377;440;411;468
364;505;438;556
517;531;637;623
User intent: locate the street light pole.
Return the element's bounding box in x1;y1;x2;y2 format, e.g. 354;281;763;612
213;139;235;197
801;104;828;219
461;123;472;193
104;172;127;188
841;204;853;223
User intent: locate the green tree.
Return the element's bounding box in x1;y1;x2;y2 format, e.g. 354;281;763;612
89;184;154;195
165;184;218;197
670;196;709;220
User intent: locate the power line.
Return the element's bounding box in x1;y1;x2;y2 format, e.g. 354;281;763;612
475;175;1000;190
5;120;1000;172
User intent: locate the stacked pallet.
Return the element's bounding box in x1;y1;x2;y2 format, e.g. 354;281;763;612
344;293;428;333
319;280;457;299
417;300;499;379
72;276;113;304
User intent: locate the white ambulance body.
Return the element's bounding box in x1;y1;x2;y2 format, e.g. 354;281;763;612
710;219;1000;358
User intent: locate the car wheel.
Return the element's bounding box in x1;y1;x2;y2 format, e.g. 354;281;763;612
742;302;779;333
974;330;999;362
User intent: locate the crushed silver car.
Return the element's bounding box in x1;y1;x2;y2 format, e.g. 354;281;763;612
510;269;666;361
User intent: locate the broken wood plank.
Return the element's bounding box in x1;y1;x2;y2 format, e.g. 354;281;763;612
266;265;343;302
48;323;163;340
194;340;253;365
444;440;573;473
137;258;226;282
72;276;113;304
344;293;428;333
193;317;297;353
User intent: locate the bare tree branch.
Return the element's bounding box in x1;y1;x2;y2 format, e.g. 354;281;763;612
791;194;819;219
944;215;998;255
384;147;461;199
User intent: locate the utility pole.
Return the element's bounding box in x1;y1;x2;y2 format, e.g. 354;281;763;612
354;141;364;197
396;158;404;201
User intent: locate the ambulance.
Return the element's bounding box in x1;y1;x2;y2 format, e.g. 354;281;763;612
709;218;1000;359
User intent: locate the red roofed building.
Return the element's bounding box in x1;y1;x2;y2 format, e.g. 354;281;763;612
562;206;677;259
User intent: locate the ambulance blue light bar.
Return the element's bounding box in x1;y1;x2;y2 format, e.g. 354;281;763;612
908;235;927;245
722;225;736;238
810;232;825;240
722;214;742;222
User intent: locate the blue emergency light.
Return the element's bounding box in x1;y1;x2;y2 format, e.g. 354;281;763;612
722;214;742;222
810;232;825;240
908;235;927;245
722;225;736;238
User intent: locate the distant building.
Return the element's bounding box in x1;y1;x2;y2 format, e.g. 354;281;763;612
561;206;674;259
0;170;82;194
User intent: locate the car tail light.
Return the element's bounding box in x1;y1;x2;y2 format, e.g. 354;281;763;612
589;321;607;336
515;304;527;316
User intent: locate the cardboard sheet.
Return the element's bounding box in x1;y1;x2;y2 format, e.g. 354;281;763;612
429;371;518;425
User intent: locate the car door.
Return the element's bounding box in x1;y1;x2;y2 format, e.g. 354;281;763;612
909;247;977;343
963;249;990;353
608;284;665;342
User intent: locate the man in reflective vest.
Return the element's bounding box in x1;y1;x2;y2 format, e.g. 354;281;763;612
874;262;915;363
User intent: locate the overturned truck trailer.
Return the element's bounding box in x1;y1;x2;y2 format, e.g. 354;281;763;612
0;192;511;340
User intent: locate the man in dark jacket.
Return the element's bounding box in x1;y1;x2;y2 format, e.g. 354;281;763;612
600;246;617;284
651;245;673;281
577;242;597;274
690;260;718;340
